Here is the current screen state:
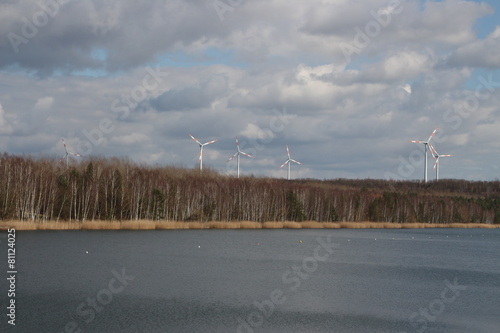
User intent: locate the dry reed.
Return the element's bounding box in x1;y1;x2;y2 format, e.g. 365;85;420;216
239;221;262;229
299;221;324;229
322;222;341;229
155;221;190;229
1;220;499;231
283;221;302;229
263;222;284;229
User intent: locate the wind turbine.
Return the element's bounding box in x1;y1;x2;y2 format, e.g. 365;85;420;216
280;145;302;180
409;128;437;183
59;138;82;167
428;143;453;181
227;137;253;178
189;134;217;171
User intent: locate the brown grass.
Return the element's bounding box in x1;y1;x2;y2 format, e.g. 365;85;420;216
1;220;499;231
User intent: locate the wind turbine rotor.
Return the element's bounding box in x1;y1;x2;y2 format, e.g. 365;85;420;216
228;152;238;162
280;160;290;169
59;137;82;167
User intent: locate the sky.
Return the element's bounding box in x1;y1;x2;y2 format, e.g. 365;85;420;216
0;0;499;181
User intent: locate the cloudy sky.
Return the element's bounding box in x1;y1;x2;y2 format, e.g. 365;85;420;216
1;0;499;181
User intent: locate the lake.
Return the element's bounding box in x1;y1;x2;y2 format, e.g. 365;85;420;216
2;228;499;332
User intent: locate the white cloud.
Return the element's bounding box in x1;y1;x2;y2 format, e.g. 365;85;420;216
34;96;54;111
241;123;274;140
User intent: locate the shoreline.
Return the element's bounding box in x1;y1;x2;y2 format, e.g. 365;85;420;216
1;220;499;231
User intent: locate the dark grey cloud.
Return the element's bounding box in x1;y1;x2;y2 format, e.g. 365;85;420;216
0;0;234;75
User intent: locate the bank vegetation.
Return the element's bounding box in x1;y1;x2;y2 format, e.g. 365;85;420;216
1;154;499;228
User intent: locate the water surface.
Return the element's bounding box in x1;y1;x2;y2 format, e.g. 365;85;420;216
2;228;499;332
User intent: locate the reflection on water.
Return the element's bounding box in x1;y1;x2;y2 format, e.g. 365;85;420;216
3;228;500;332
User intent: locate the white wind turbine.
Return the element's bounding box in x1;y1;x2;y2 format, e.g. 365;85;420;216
429;143;453;181
59;138;82;167
189;134;217;171
227;137;253;178
409;128;437;183
280;145;302;180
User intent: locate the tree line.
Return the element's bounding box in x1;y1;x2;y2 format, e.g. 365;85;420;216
1;153;499;224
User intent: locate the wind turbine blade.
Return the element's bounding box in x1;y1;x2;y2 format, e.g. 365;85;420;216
228;152;238;162
70;152;82;157
427;128;438;143
61;138;69;152
291;159;302;165
433;156;439;169
59;155;67;163
240;151;253;158
286;145;290;158
428;143;438;159
189;134;202;146
280;160;289;168
441;154;453;157
235;137;242;152
203;139;217;146
409;140;423;143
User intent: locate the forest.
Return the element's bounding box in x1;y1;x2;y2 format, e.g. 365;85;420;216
1;153;499;224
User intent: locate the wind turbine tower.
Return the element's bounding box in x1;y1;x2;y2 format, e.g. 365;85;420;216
280;145;302;180
228;137;253;178
59;138;82;167
409;128;437;183
189;134;217;171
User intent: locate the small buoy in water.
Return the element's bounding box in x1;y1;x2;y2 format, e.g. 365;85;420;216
347;239;350;242
299;240;302;243
198;245;201;248
85;251;88;254
256;242;260;246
